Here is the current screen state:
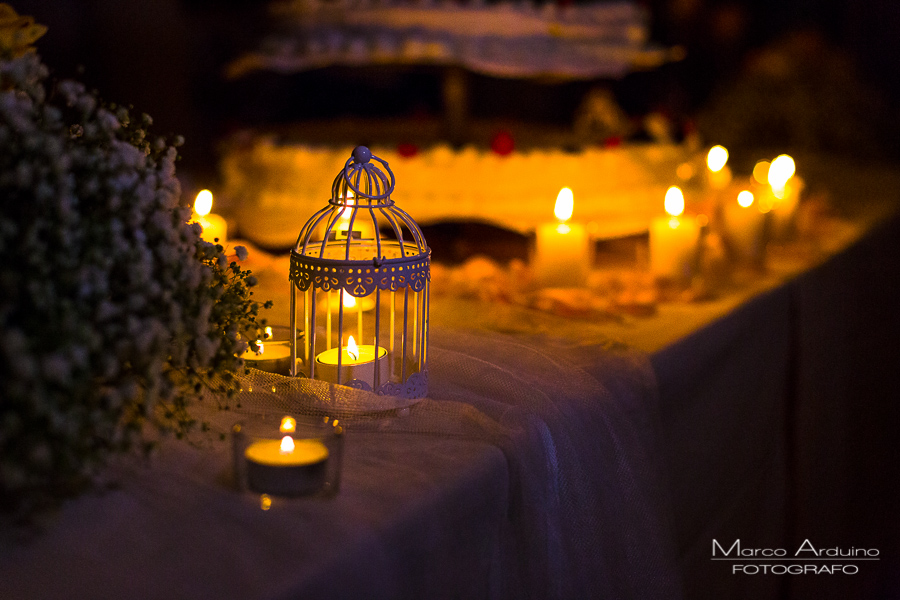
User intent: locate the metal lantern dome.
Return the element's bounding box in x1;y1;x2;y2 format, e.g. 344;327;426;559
289;146;430;400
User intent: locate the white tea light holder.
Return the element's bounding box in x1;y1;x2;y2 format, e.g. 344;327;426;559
289;146;430;400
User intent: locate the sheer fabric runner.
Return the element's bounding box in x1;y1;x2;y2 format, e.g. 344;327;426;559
230;327;682;599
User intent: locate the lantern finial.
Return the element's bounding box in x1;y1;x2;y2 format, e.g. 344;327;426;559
351;146;372;164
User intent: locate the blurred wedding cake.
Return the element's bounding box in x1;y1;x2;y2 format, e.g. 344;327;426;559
222;0;687;249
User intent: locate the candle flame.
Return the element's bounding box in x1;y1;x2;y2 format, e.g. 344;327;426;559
707;146;729;173
554;187;574;222
768;155;796;188
664;186;685;217
342;290;357;309
280;435;295;454
264;326;273;339
194;189;213;217
737;190;754;208
280;416;296;434
346;335;359;361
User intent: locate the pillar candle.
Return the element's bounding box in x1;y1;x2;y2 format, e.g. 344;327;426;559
533;187;590;288
722;190;767;263
650;186;700;281
192;189;228;243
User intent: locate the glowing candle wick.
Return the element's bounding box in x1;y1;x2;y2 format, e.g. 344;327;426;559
346;335;359;361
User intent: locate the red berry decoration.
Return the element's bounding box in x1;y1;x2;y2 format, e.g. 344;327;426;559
490;130;515;156
397;142;419;158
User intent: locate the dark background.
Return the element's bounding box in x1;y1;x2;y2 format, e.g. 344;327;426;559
13;0;900;180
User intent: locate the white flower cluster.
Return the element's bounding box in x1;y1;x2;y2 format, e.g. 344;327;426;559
0;52;267;515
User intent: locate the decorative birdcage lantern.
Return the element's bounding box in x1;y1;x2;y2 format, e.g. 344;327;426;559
289;146;430;400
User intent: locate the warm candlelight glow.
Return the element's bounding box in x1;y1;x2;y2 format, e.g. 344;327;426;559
255;342;265;355
554;187;574;222
280;416;297;434
753;161;770;184
534;187;589;287
264;326;273;339
194;189;213;217
664;186;685;217
737;190;754;208
280;435;295;454
651;184;700;280
340;191;355;220
192;188;227;242
768;155;796;188
342;290;357;309
346;335;359;361
706;146;729;173
676;162;695;181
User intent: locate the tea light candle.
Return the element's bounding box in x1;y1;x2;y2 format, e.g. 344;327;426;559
533;187;590;288
192;189;228;244
244;435;329;496
240;326;294;375
650;186;700;281
723;190;766;263
241;341;293;375
315;335;389;386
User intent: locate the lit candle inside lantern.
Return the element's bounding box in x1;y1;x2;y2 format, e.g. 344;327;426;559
315;335;389;387
244;432;329;496
722;189;767;263
335;192;376;240
192;189;228;243
533;187;590;288
649;186;701;281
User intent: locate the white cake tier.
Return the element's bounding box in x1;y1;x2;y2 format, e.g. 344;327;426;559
222;140;690;249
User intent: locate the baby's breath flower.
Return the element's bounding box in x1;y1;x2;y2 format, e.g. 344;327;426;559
0;42;269;518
